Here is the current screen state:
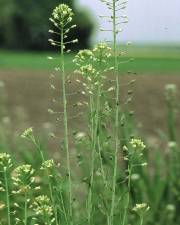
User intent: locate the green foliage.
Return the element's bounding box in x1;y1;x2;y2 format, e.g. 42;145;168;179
1;47;180;72
0;0;94;50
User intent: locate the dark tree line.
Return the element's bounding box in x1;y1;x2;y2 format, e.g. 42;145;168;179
0;0;94;50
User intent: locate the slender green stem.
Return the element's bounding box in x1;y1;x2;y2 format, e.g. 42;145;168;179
122;164;131;225
110;0;120;224
24;192;28;225
96;56;107;187
32;138;45;161
4;168;11;225
45;213;51;225
107;216;111;225
31;138;59;225
97;136;106;186
59;188;68;225
87;85;95;224
140;216;144;225
61;28;73;224
166;97;176;142
96;84;106;187
47;176;59;225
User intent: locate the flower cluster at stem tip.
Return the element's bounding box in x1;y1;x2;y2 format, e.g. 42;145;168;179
33;195;53;216
12;164;35;193
74;43;112;77
123;138;147;166
41;159;55;170
0;153;12;170
73;50;96;77
129;138;146;152
52;4;73;26
93;42;112;63
132;203;150;215
48;4;78;50
21;127;33;139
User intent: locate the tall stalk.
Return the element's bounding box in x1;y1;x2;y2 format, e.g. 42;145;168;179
110;0;120;223
0;154;12;225
165;84;177;142
87;84;95;224
48;5;78;223
140;217;144;225
24;192;28;225
94;45;110;189
60;28;73;224
21;128;59;225
4;167;11;225
96;83;106;187
122;164;131;225
73;50;98;224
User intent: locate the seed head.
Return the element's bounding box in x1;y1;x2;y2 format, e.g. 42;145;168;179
75;132;86;141
0;203;5;210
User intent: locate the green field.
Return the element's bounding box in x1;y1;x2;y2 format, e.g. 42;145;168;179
0;45;180;73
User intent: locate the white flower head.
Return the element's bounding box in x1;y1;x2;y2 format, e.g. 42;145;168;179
132;203;150;215
129;138;146;152
12;164;35;193
21;127;33;139
32;195;53;223
52;4;74;27
0;153;13;170
40;159;55;170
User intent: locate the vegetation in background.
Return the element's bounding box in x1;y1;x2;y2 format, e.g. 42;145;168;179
1;46;180;73
0;0;94;50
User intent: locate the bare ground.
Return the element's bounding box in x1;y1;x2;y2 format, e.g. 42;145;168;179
0;69;180;148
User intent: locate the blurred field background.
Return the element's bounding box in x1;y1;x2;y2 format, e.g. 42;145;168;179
0;0;180;153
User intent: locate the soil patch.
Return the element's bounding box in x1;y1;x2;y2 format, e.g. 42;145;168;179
0;70;180;146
